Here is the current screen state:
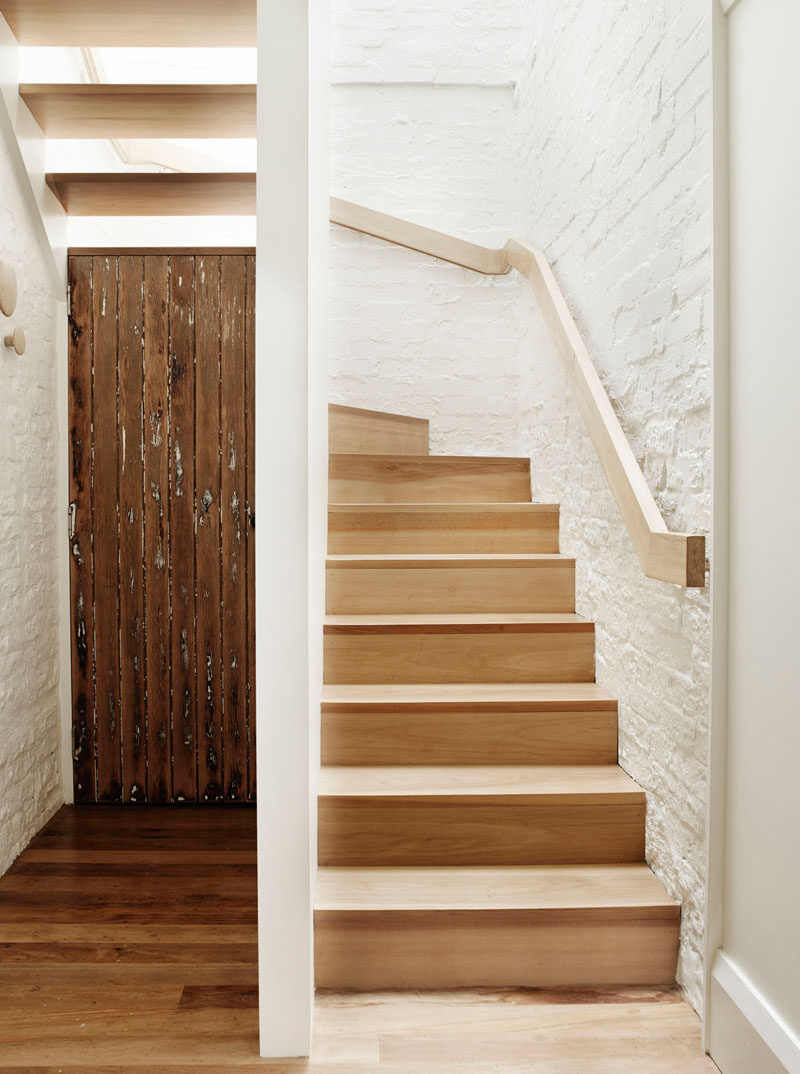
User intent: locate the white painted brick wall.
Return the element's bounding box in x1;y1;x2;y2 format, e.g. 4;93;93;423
332;0;524;84
332;84;517;242
329;4;526;455
0;141;64;875
330;229;522;455
515;0;711;1012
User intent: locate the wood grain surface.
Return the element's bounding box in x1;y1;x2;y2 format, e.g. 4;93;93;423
67;253;256;802
0;806;715;1072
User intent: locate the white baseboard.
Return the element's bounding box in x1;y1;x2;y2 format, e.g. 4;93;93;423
709;951;800;1074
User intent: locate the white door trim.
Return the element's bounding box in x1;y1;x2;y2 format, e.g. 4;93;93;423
711;951;800;1073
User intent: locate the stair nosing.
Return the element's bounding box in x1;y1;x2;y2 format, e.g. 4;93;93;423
318;764;644;803
328;502;558;511
315;904;678;920
315;864;679;914
321;683;617;712
323;613;594;634
326;553;574;567
329;453;531;464
328;402;429;427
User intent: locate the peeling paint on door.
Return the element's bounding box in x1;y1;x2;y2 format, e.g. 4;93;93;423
68;252;255;804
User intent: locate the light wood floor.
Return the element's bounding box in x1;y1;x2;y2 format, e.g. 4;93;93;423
0;806;717;1072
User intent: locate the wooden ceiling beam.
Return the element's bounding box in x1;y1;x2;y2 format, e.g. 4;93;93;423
21;85;256;140
46;173;256;216
1;0;256;46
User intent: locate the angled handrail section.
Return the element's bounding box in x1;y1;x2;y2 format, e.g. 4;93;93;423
330;196;706;587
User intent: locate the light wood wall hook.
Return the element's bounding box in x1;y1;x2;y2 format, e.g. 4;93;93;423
0;260;18;317
4;326;25;356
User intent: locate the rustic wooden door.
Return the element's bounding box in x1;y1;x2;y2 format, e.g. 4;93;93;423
68;251;256;804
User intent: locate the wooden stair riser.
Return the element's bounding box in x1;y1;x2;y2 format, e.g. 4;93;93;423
325;558;575;614
318;798;645;866
328;504;560;554
322;709;617;765
329;405;429;456
323;623;595;684
21;84;257;139
46;173;256;216
329;454;532;504
314;911;679;989
2;0;257;46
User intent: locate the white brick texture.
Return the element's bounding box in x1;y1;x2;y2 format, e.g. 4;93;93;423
515;0;711;1011
329;1;526;456
0;144;64;875
332;0;524;85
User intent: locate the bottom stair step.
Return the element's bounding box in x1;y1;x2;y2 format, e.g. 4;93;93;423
315;865;680;989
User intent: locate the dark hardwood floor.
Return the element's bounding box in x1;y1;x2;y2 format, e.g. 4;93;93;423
0;805;715;1071
0;805;260;1068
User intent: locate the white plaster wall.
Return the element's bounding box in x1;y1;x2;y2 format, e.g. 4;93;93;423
707;0;800;1068
0;137;64;875
515;0;712;1011
329;1;526;456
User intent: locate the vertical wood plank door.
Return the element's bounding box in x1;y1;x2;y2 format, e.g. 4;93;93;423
67;252;256;804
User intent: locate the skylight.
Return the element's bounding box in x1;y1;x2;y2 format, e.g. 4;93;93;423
20;47;257;85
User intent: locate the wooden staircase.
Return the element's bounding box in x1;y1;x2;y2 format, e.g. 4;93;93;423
316;403;680;989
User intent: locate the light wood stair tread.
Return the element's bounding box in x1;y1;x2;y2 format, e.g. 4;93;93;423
329;454;532;504
319;764;642;801
329;403;428;427
329;404;429;455
321;682;617;710
321;685;618;766
316;864;678;914
328;502;560;554
329;502;557;511
330;453;530;466
21;84;256;139
326;553;574;567
326;553;575;613
324;612;593;631
1;0;256;46
315;865;679;987
46;173;256;216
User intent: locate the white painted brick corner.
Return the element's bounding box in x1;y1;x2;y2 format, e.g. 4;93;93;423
0;134;64;875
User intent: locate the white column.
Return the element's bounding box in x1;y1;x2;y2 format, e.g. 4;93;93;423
256;0;328;1057
707;0;800;1070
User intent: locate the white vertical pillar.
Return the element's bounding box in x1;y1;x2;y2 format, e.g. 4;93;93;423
707;0;800;1069
256;0;328;1057
56;301;73;804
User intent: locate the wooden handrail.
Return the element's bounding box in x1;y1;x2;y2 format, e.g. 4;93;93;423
330;197;511;276
330;196;706;587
